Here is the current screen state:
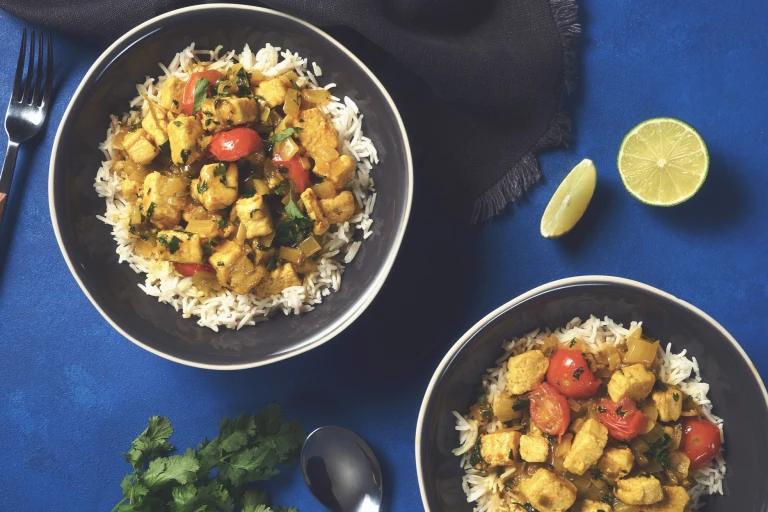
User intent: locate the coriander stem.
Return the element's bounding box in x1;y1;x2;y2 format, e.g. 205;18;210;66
111;497;128;512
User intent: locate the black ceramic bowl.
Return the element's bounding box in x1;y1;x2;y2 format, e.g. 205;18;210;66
416;276;768;511
49;5;412;369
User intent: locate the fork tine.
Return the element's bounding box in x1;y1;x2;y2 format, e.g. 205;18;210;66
32;33;44;106
21;30;35;104
43;35;53;108
12;28;26;102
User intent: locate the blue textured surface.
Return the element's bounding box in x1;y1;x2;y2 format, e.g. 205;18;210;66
1;2;767;511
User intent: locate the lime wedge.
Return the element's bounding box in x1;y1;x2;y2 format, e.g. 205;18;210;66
617;117;709;206
540;158;597;239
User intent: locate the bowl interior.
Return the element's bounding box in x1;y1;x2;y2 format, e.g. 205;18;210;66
418;280;768;511
50;6;410;367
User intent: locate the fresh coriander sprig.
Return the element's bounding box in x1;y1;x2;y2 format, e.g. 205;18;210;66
113;405;305;512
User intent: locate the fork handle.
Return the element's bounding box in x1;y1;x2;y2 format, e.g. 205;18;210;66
0;141;20;231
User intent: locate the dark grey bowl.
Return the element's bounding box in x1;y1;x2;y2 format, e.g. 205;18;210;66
48;5;412;369
416;276;768;511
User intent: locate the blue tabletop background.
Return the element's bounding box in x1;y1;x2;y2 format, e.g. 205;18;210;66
1;1;767;511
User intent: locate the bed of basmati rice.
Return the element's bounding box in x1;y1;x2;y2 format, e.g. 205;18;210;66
93;43;379;331
452;315;726;512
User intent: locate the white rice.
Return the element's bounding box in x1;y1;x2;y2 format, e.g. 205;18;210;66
452;315;725;511
94;44;379;331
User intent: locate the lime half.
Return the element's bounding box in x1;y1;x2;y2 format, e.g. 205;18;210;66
540;158;597;239
617;118;709;206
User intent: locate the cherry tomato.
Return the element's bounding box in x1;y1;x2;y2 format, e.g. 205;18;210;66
208;127;263;162
273;153;311;193
174;262;215;277
546;349;602;399
680;418;722;469
528;382;570;437
181;70;225;114
597;397;647;441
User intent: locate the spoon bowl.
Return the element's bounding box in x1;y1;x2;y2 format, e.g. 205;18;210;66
301;426;383;512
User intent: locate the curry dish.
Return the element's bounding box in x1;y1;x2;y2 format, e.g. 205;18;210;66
112;63;358;297
455;322;724;512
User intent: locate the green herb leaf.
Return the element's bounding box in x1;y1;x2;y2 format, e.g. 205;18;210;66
146;202;156;219
141;449;200;487
192;77;209;114
673;393;680;402
197;181;209;195
125;416;174;471
181;149;192;164
511;502;539;512
218;219;226;229
573;367;585;380
648;434;673;468
158;234;182;254
512;398;529;412
269;127;303;143
616;405;627;417
214;162;228;177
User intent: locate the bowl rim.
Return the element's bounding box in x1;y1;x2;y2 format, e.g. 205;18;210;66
47;3;414;370
414;275;768;511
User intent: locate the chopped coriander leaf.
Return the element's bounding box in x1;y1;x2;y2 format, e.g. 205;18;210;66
214;162;227;177
127;122;141;132
171;99;179;108
616;406;627;417
158;140;171;157
197;181;209;194
146;202;156;219
597;406;606;413
290;80;300;91
512;398;529;411
283;183;305;220
648;434;673;468
573;367;585;380
673;393;680;402
269;127;303;143
158;234;182;254
217;219;226;229
511;503;539;512
180;149;192;164
173;120;183;127
569;340;577;347
192;77;209;114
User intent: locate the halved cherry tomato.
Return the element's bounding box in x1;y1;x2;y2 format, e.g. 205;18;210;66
528;382;570;437
546;349;602;399
273;153;311;193
597;397;647;441
181;70;225;115
174;262;215;277
208;127;263;162
680;418;721;469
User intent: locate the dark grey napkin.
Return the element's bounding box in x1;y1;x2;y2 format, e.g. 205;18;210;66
1;0;579;222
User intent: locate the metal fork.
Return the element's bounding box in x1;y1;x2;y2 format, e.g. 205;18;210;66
0;28;53;231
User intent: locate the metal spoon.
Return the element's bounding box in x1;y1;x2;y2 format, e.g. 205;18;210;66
301;426;383;512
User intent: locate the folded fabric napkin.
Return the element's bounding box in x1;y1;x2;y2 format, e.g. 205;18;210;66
1;0;579;222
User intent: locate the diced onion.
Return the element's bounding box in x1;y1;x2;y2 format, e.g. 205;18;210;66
315;146;339;163
130;204;142;225
572;473;593;492
313;160;330;176
186;219;219;237
276;136;299;161
236;222;247;246
283;88;301;117
259;232;275;248
279;246;303;264
554;433;573;459
134;239;154;258
112;129;127;150
299;236;322;258
624;335;659;366
302;88;331;104
192;271;222;292
493;394;523;422
312;181;336;200
640;403;658;434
